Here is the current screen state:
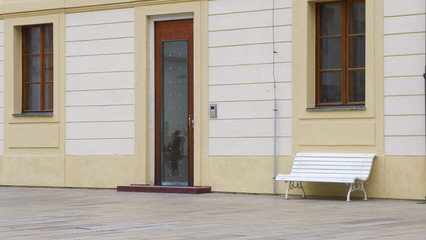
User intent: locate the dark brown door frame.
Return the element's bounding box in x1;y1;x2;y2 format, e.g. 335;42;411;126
154;19;194;186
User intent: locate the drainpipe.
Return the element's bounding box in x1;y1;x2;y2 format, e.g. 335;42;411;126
272;0;278;194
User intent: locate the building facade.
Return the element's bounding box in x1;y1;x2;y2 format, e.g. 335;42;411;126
0;0;424;200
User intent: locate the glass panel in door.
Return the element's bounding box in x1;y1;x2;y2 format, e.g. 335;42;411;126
161;40;189;186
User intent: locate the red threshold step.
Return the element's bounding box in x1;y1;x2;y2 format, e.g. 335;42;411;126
117;185;211;194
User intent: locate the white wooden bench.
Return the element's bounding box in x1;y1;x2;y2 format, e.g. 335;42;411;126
276;153;375;201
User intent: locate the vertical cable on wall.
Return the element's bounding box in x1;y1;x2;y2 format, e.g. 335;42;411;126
423;2;426;199
272;0;278;194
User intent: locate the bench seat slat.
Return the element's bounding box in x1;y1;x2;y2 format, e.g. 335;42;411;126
290;174;370;179
293;165;370;170
294;157;373;163
276;153;375;201
293;163;372;169
276;175;360;183
291;169;371;175
296;153;375;158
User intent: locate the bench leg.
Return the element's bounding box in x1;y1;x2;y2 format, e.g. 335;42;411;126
347;180;368;202
299;181;306;198
347;183;353;202
361;181;368;200
285;181;291;199
285;181;305;199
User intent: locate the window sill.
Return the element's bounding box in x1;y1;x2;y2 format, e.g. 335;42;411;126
13;112;53;117
306;106;366;112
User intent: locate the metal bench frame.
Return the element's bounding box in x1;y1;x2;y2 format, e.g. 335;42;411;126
276;153;375;202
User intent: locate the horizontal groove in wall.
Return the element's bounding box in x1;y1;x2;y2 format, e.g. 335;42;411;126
65;36;134;43
9;147;58;149
65;20;134;29
66;70;134;75
66;52;134;58
208;155;291;158
65;70;135;75
299;116;375;120
209;61;291;68
384;94;425;98
385;135;426;137
66;120;135;124
208;99;292;103
66;88;135;93
208;7;292;17
384;75;422;79
384;31;426;36
384;13;426;18
7;120;61;125
384;53;426;58
65;156;135;158
384;114;425;117
66;137;135;141
209;136;292;139
66;103;134;108
208;24;292;33
210;99;292;103
209;117;292;121
384;74;424;78
209;81;292;87
209;40;292;49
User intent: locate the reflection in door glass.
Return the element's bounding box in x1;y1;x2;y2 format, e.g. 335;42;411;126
161;40;189;186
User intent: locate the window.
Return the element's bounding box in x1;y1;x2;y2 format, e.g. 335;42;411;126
22;24;53;112
316;0;365;106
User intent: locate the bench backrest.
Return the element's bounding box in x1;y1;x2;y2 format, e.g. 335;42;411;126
290;153;375;180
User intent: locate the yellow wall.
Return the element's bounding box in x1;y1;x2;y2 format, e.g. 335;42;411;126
0;0;424;200
133;0;209;186
290;0;425;200
0;0;212;192
65;156;134;188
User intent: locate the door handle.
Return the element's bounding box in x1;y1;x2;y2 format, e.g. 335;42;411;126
188;116;194;128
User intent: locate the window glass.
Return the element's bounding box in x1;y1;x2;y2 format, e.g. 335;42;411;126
349;1;365;34
26;56;41;82
44;25;53;53
26;84;41;111
320;38;342;69
316;0;365;106
348;71;365;102
320;4;342;36
22;24;53;112
320;72;342;103
349;36;365;68
24;27;40;54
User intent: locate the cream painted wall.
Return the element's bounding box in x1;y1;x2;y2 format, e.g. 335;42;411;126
208;0;293;156
0;0;423;198
0;20;4;155
383;0;426;156
65;8;136;156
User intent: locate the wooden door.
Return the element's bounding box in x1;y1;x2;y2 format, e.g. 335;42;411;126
155;19;194;186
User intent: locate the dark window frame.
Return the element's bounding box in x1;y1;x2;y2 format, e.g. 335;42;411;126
315;0;365;106
21;24;53;113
